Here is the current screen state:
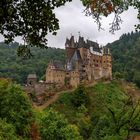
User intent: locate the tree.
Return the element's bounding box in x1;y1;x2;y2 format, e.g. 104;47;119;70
0;118;19;140
133;71;140;87
0;0;72;57
91;82;140;140
39;108;83;140
0;78;35;138
0;0;140;55
71;85;90;107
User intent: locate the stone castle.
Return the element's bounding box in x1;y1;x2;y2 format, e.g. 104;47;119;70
46;36;112;87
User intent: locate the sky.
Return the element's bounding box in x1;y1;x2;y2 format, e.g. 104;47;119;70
0;0;139;48
47;0;139;48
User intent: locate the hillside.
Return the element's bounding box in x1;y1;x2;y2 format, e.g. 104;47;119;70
106;31;140;87
45;80;140;140
0;42;65;84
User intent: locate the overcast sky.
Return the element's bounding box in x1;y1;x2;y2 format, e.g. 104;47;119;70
0;0;139;48
47;0;139;48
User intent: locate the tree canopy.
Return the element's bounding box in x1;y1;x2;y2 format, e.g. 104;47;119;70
50;81;140;139
0;118;19;140
39;108;82;140
0;0;140;54
107;31;140;88
0;78;35;138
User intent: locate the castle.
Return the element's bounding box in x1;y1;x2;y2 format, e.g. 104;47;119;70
46;36;112;87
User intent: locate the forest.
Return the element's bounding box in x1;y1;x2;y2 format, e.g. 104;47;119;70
107;31;140;87
0;42;65;84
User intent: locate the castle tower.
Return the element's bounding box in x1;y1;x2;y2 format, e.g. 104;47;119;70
102;47;112;80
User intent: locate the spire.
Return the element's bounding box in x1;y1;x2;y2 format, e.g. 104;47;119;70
65;37;71;48
78;36;85;48
70;36;75;48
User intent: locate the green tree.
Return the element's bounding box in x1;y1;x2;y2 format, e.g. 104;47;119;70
0;78;35;138
0;0;72;56
71;85;90;107
0;118;19;140
91;82;140;140
107;32;140;88
39;109;83;140
133;71;140;87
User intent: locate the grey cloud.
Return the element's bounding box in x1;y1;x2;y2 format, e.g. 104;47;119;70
48;1;139;48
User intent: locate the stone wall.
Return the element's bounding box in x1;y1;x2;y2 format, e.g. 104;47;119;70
46;66;66;85
70;71;80;87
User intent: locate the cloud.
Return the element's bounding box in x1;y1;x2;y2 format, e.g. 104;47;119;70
48;1;139;48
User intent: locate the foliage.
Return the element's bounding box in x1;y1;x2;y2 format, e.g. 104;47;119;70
0;0;72;56
50;81;140;139
0;78;34;138
81;0;140;33
106;31;140;87
0;118;19;140
90;82;140;139
133;71;140;88
39;108;83;140
71;85;90;107
0;42;65;84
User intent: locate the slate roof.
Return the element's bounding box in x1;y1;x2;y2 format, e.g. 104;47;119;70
66;36;102;61
76;50;82;61
65;36;75;48
87;40;101;53
66;47;76;61
65;38;70;46
77;36;85;48
27;74;37;79
51;60;64;70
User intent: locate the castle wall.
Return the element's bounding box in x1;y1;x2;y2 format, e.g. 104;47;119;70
101;54;112;79
85;63;93;82
91;54;102;67
46;67;66;86
27;78;37;86
92;67;102;80
102;55;112;68
70;71;80;87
